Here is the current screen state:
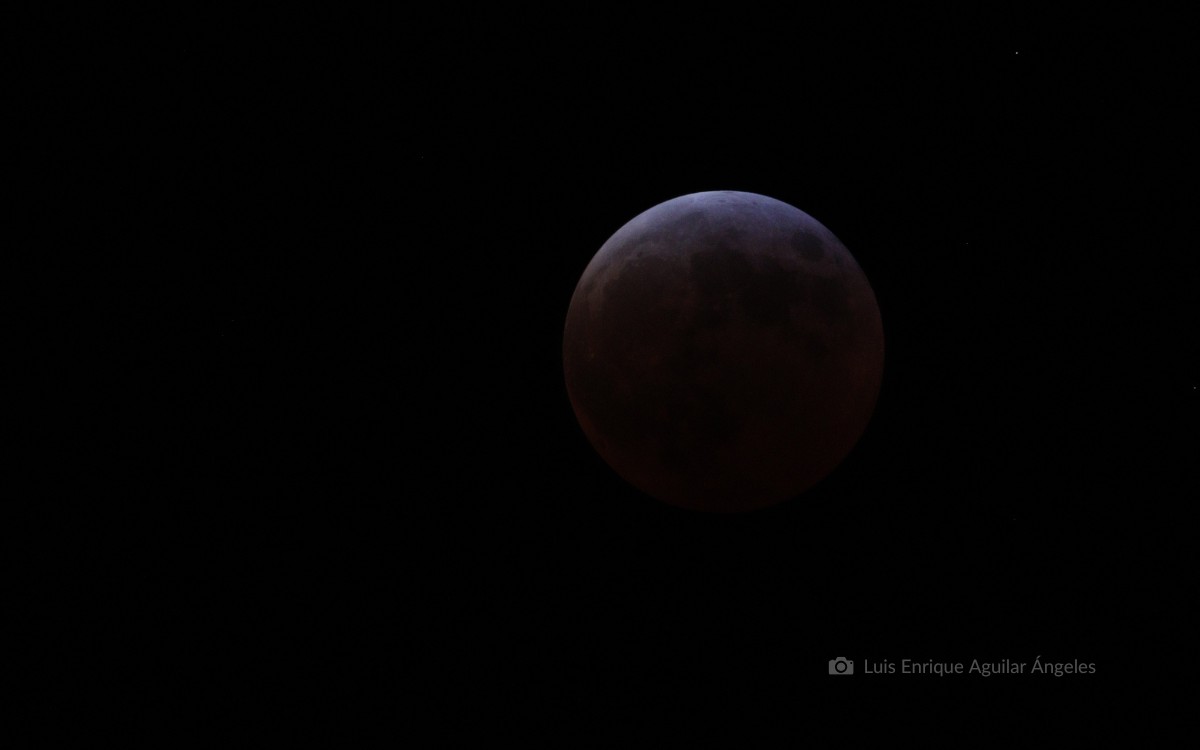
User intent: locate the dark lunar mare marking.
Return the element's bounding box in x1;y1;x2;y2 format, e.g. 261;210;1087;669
738;258;800;328
791;229;825;261
689;247;755;295
811;275;850;319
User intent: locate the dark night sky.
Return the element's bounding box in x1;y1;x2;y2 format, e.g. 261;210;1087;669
19;7;1196;740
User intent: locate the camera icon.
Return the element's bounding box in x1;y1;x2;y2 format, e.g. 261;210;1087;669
828;657;854;675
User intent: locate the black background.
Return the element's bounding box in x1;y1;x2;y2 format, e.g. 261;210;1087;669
20;7;1195;740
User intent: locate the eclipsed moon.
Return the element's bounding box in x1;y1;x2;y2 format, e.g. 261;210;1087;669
563;191;884;513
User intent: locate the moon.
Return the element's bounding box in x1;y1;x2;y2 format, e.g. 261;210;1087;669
563;191;884;512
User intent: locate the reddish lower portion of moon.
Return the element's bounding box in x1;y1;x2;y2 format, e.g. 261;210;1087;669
563;191;884;512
